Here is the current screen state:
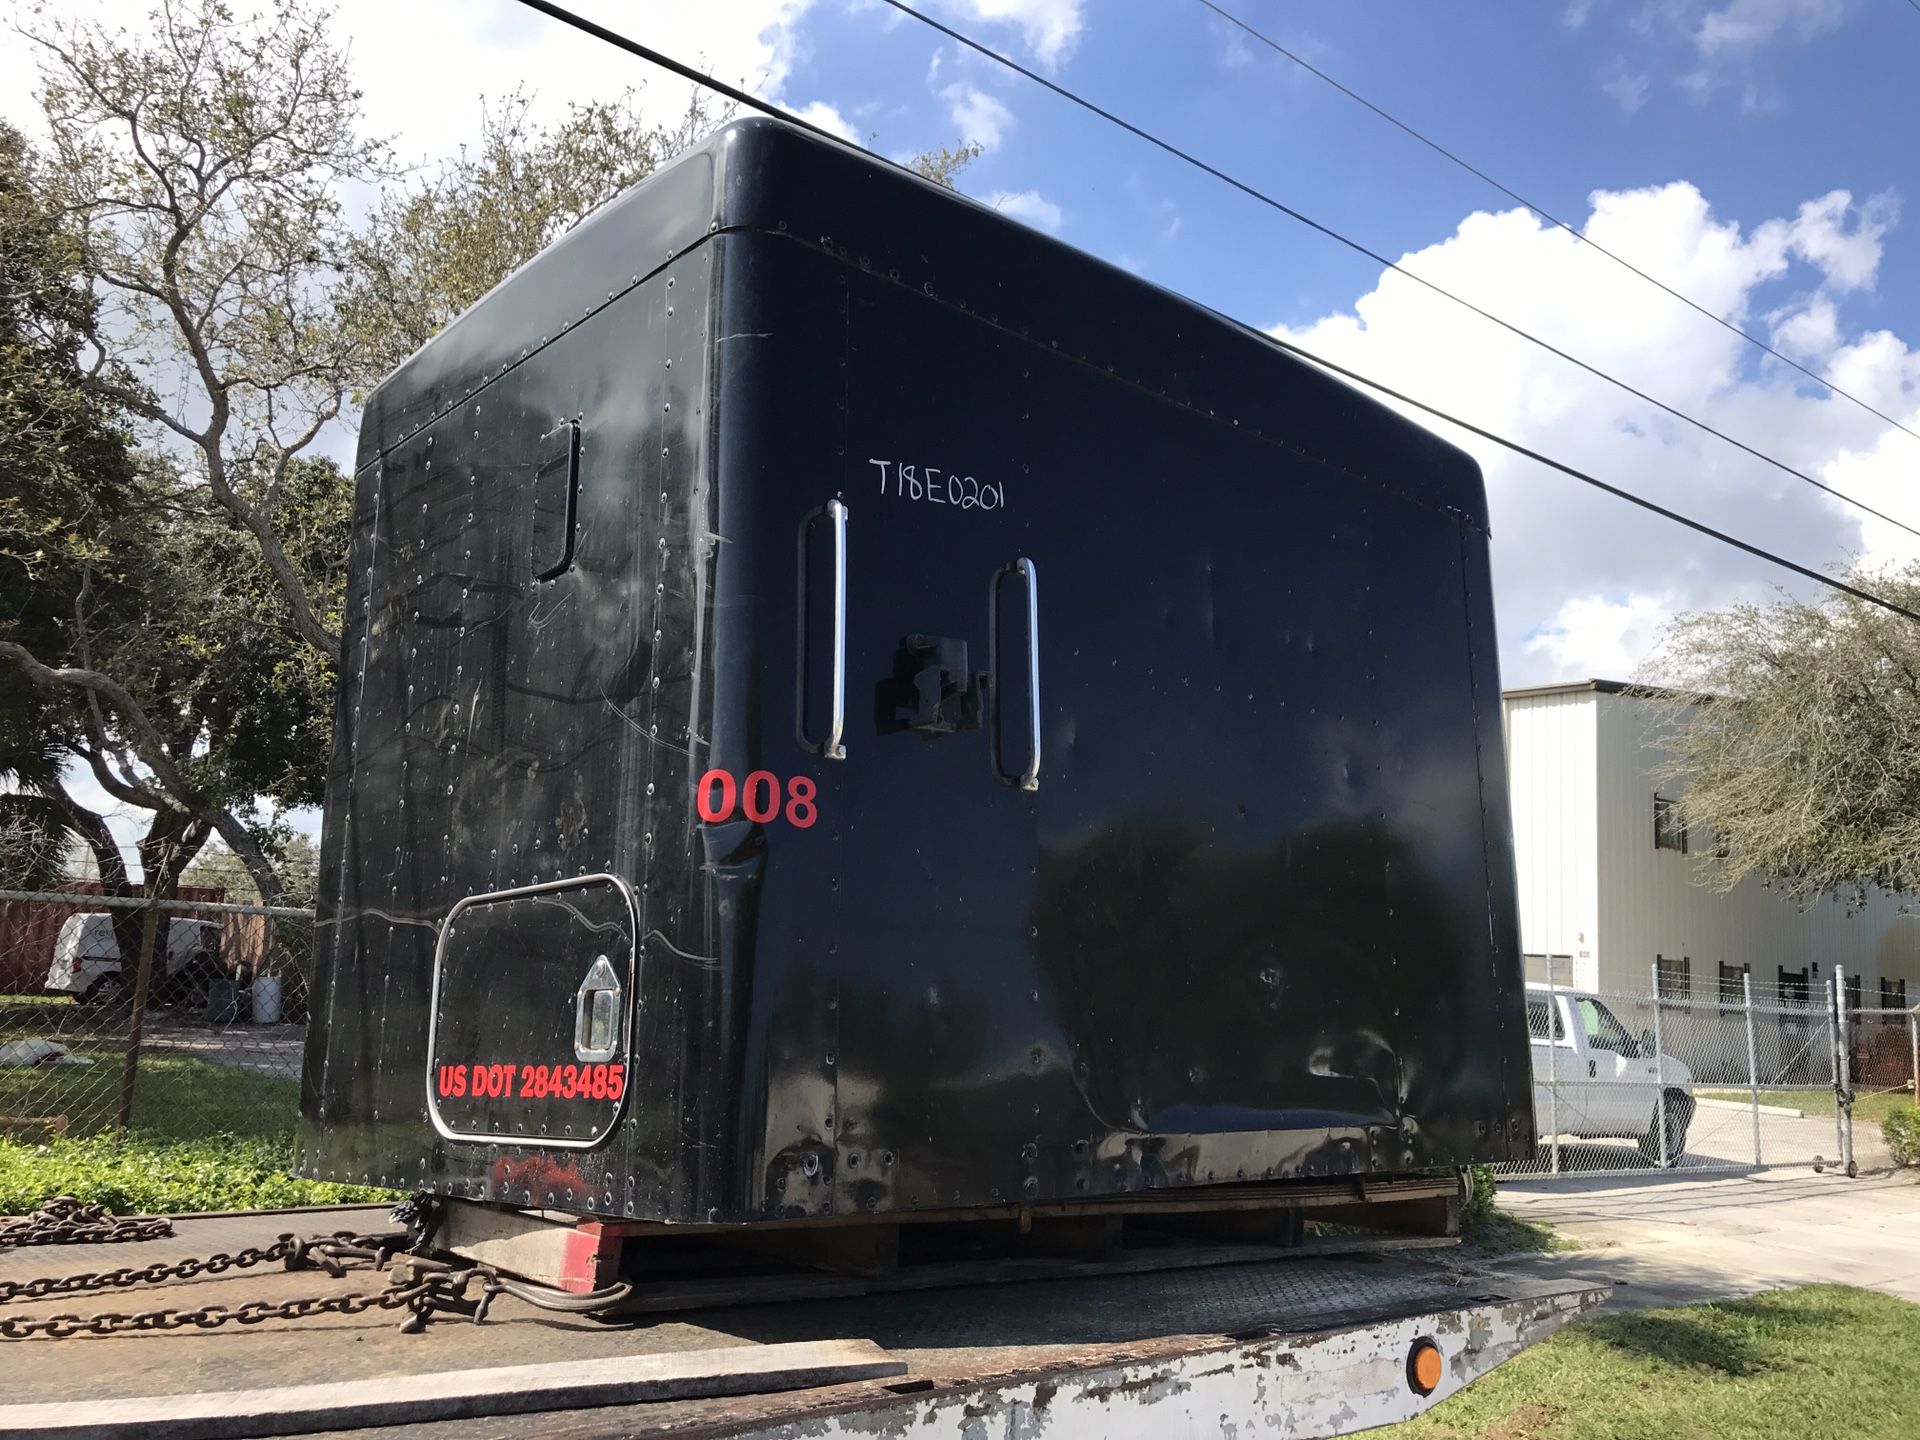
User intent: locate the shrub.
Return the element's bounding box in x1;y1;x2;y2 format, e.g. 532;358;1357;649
1463;1163;1496;1225
1883;1107;1920;1168
0;1133;392;1214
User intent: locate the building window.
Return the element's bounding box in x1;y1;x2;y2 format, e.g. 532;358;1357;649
1844;974;1861;1017
1718;961;1749;1011
1524;953;1573;987
1656;954;1691;1003
1883;977;1910;1011
1653;794;1688;853
1778;965;1810;1009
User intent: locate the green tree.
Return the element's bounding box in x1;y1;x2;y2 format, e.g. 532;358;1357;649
4;0;987;906
0;119;143;896
3;0;383;903
1644;566;1920;901
349;91;981;376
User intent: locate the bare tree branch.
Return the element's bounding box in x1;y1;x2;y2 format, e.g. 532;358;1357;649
3;641;288;905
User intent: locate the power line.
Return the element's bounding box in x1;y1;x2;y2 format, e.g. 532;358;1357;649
1196;0;1920;449
875;0;1920;548
504;0;1920;628
1246;321;1920;625
509;0;859;150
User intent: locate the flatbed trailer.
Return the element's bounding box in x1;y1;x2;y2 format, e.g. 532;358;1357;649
0;110;1603;1440
0;1203;1605;1439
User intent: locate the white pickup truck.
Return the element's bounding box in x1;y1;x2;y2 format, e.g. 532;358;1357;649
1526;983;1695;1165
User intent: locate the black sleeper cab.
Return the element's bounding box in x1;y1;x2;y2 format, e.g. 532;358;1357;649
296;118;1535;1224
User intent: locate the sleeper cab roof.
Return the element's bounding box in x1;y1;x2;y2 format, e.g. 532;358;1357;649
357;116;1487;531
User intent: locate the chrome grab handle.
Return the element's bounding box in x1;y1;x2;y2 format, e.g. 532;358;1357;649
989;557;1041;792
796;498;848;760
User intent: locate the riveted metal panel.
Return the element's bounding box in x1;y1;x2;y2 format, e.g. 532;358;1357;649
299;117;1534;1220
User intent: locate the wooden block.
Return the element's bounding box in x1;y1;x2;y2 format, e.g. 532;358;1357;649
721;1222;901;1279
0;1114;69;1137
1143;1206;1305;1248
0;1339;907;1440
1017;1213;1124;1261
1314;1192;1461;1238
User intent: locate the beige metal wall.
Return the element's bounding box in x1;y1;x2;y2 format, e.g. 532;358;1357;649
1504;690;1601;990
1592;691;1920;999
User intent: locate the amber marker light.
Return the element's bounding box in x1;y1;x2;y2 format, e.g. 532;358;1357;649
1408;1338;1444;1396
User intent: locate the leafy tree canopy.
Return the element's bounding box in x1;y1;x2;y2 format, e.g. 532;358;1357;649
1645;567;1920;903
4;0;985;904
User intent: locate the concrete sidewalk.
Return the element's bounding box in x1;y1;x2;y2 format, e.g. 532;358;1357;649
1489;1165;1920;1311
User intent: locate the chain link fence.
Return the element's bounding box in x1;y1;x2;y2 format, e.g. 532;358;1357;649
3;839;1913;1184
1501;965;1917;1180
0;887;311;1142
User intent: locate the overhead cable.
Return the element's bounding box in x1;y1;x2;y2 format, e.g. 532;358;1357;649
506;0;1920;627
875;0;1920;546
1195;0;1920;449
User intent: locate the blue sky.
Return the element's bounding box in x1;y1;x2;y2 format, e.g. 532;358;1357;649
798;0;1916;341
8;0;1920;858
751;0;1920;685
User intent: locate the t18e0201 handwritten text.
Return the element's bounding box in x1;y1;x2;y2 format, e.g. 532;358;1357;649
868;458;1006;512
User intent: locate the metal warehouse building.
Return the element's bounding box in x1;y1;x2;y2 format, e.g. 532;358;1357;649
1504;678;1920;1011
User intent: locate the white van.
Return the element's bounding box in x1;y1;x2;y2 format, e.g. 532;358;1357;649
1526;983;1696;1165
44;912;223;1007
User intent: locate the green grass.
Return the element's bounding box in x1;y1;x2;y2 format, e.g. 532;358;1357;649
1382;1285;1920;1439
0;999;102;1042
1460;1209;1580;1257
0;1052;297;1140
0;1048;391;1213
0;1133;389;1214
1697;1087;1915;1123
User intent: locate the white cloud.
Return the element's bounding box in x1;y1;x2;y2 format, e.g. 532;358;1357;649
1769;295;1841;359
1269;182;1920;687
941;0;1086;67
793;100;861;143
1694;0;1847;57
941;83;1014;149
1600;67;1652;113
986;188;1063;232
1574;0;1856;110
1762;189;1897;292
1524;594;1679;680
4;0;822;164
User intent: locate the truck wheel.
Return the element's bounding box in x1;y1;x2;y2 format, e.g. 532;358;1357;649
1637;1095;1688;1168
86;973;132;1020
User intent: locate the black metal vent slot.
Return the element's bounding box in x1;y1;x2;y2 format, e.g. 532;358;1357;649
530;419;581;581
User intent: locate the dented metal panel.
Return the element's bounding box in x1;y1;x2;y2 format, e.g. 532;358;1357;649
298;117;1535;1221
675;1288;1609;1440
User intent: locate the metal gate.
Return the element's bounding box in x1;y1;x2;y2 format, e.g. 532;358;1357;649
1501;965;1913;1179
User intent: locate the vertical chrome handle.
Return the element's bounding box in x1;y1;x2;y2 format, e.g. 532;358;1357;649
989;557;1041;792
796;498;848;760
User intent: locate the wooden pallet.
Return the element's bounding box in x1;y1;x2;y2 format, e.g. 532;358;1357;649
436;1174;1465;1303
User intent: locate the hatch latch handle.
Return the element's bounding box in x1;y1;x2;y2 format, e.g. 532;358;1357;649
574;954;623;1063
988;557;1041;792
796;498;849;760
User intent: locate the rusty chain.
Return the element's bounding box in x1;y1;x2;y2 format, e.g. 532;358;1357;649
0;1196;173;1249
0;1267;474;1341
0;1231;404;1307
0;1195;630;1339
0;1193;433;1339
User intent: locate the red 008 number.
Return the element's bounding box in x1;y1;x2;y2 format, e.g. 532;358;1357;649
696;769;817;828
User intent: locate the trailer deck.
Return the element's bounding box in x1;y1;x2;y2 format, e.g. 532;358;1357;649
0;1205;1606;1439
